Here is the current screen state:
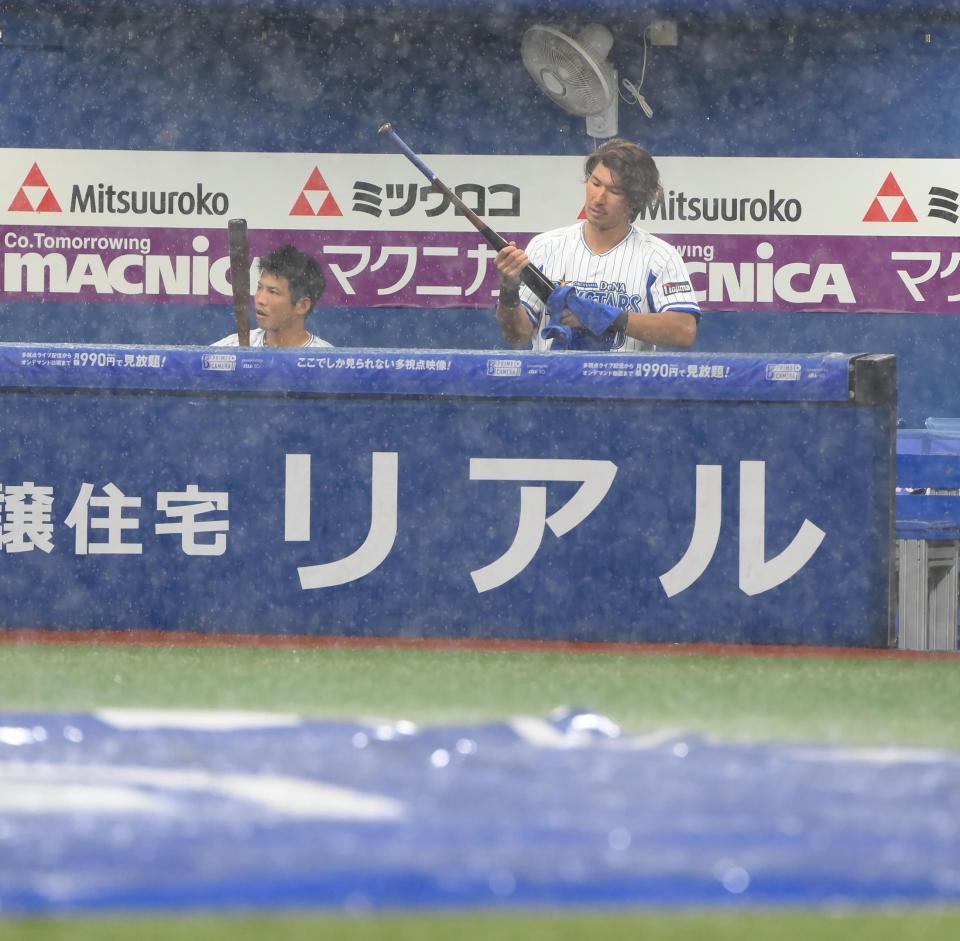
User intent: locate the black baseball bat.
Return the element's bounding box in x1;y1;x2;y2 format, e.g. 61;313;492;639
227;218;251;347
377;123;556;304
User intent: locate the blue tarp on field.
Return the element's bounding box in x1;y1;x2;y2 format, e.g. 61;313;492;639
1;709;958;914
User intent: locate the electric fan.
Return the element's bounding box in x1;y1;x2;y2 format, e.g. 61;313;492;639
520;23;618;138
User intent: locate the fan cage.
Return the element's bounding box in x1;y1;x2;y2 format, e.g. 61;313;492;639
521;25;614;118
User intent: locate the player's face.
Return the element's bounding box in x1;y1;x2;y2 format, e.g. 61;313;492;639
254;272;309;333
584;162;633;235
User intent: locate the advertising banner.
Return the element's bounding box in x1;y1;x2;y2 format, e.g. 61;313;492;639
0;344;893;647
3;148;959;314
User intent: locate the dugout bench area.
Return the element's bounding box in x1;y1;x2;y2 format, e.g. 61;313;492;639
0;344;907;648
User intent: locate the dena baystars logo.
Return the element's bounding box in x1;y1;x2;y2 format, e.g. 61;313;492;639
8;163;62;213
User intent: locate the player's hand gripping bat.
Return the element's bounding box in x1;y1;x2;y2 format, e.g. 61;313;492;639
227;218;251;347
378;123;556;304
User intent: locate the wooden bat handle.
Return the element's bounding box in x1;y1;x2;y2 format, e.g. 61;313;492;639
228;218;251;348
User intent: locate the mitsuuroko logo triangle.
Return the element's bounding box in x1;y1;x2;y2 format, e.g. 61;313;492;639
290;167;342;217
8;162;63;213
862;172;917;223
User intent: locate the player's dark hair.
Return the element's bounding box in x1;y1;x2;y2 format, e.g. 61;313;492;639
585;139;663;222
258;244;326;313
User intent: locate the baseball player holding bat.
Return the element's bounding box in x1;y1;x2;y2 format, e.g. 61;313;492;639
214;244;333;349
495;138;700;352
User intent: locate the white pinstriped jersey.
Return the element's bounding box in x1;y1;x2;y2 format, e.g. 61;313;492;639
519;222;701;352
212;327;332;348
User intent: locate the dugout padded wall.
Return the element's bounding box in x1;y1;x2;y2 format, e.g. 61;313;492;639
1;0;958;423
0;346;895;646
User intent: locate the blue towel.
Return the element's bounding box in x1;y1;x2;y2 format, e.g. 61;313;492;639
540;322;575;349
542;285;627;350
548;286;627;337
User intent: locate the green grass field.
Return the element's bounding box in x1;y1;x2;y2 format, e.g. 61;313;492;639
3;641;959;747
6;910;960;941
1;638;958;940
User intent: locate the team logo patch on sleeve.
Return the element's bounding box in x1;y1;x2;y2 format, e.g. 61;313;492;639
663;281;692;296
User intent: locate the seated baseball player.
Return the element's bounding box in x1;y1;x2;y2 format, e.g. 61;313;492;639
214;244;333;348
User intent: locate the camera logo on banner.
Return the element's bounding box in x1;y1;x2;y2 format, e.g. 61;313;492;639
202;354;237;372
8;162;62;213
486;359;522;377
765;363;802;382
